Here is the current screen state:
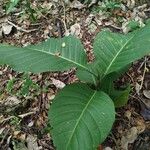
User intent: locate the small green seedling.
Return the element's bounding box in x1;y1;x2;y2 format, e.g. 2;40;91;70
0;23;150;149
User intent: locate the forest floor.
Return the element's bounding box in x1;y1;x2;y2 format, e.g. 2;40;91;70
0;1;150;150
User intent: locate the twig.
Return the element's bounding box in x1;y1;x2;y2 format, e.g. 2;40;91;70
61;0;67;33
7;20;38;33
108;133;119;150
0;129;10;145
18;111;36;118
126;72;134;84
139;57;147;90
0;111;36;124
109;24;122;30
0;116;14;123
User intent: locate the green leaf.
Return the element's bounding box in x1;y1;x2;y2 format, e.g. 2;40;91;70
100;74;114;96
101;74;131;108
76;68;95;84
49;83;115;150
113;86;130;108
100;64;131;93
0;36;87;73
93;24;150;79
127;20;140;31
76;63;99;85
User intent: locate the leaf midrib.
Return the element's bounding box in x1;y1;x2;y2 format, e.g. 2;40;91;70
0;44;88;70
103;34;135;76
26;47;99;77
66;91;97;149
26;47;88;70
2;44;98;77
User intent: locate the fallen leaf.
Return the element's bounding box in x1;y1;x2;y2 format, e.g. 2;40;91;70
2;23;13;35
85;14;94;26
26;135;39;150
51;78;65;89
104;147;113;150
133;130;150;150
121;127;138;150
28;121;34;127
124;110;132;120
88;0;97;7
135;118;146;133
135;82;141;95
127;0;135;9
143;90;150;99
2;96;20;106
70;23;81;37
0;127;5;135
140;100;150;120
70;0;85;9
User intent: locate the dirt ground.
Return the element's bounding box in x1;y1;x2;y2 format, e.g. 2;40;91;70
0;1;150;150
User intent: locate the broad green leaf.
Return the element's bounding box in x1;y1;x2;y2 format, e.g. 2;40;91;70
101;74;131;107
76;63;99;85
49;83;115;150
100;74;114;96
112;86;130;108
76;68;96;84
94;24;150;79
0;36;87;73
100;64;131;93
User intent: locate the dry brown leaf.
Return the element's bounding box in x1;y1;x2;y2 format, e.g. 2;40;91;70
104;147;113;150
2;23;13;35
70;0;85;9
26;135;39;150
143;90;150;99
0;96;20;108
121;127;138;150
51;78;65;89
135;82;141;95
70;23;81;37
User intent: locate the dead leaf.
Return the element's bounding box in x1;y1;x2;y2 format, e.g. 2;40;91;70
135;82;141;95
26;135;39;150
136;118;146;133
88;0;97;7
127;0;135;9
121;127;138;150
28;121;34;127
143;90;150;99
70;0;85;9
47;93;55;100
124;110;132;120
104;147;113;150
140;101;150;120
70;23;81;37
51;78;65;89
13;131;21;137
0;127;5;135
85;14;94;26
2;23;13;35
19;133;26;141
2;96;20;106
133;130;150;150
